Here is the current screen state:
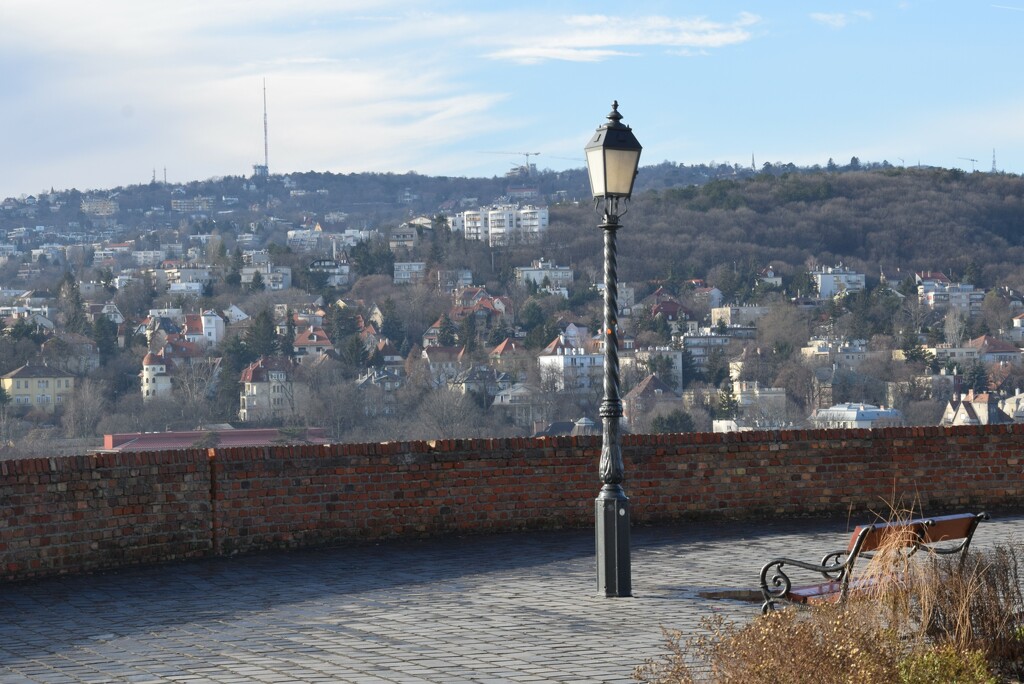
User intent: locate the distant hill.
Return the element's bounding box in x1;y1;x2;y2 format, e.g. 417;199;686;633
541;165;1024;294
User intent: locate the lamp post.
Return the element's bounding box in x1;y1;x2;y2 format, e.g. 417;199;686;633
585;101;641;597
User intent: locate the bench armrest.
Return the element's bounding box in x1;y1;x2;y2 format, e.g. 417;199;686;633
760;550;854;609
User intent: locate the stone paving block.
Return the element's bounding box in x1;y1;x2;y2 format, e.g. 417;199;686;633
1;513;1020;683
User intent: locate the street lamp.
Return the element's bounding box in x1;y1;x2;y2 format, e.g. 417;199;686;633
585;101;641;597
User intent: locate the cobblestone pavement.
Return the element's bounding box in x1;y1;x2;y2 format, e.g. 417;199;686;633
2;512;1022;683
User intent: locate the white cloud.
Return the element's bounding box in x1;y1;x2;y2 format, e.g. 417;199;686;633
483;13;760;64
810;11;873;29
0;3;764;194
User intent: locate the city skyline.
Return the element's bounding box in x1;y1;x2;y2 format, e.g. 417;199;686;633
3;1;1024;199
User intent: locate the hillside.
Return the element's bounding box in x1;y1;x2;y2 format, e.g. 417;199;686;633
543;166;1024;295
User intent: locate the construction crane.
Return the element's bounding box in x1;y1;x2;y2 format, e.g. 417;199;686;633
958;157;978;171
480;151;541;177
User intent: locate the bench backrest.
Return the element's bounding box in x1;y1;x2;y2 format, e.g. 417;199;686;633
846;513;984;556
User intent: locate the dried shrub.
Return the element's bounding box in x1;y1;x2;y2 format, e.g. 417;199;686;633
637;535;1024;683
898;644;996;684
635;604;902;684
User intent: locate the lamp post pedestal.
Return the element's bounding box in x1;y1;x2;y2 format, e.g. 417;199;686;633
596;485;631;597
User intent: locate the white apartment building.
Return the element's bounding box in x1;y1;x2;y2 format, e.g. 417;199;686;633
812;264;865;299
452;205;549;247
538;344;603;392
919;282;985;316
240;264;292;290
811;403;904;429
514;258;573;290
710;305;770;327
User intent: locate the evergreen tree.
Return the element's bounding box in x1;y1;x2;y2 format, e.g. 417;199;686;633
248;270;266;292
326;305;359;344
379;298;406;346
964;360;989;393
459;314;478;353
337;335;369;377
651;410;695;434
717;382;739;419
437;313;457;347
214;335;256;421
92;316;118;366
280;307;296;358
245;309;280;357
58;271;89;335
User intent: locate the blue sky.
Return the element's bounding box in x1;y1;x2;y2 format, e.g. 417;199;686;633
3;1;1024;199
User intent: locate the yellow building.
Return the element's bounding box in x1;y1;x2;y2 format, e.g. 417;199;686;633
1;362;75;414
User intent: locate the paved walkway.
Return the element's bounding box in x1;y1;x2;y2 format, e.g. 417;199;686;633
2;512;1023;684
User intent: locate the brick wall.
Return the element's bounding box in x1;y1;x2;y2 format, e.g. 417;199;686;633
1;451;211;578
3;425;1023;581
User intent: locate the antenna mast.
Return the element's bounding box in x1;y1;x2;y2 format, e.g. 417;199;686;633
252;80;270;179
263;79;269;172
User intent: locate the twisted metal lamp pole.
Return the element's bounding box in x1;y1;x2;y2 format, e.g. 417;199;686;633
585;102;641;597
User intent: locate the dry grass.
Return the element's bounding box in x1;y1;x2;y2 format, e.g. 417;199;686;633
636;525;1024;684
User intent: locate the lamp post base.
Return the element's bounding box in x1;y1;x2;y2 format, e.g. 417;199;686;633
595;485;631;597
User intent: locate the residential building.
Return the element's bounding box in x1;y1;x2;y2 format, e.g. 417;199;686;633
393;262;427;286
80;197;118;216
537;333;602;392
140;352;173;402
812;264;865;299
238;356;297;422
388;225;419;251
810;403;904;429
491;383;547;430
966;335;1022;365
437;269;473;293
240;264;292;290
710;305;770;328
40;333;100;375
941;390;1013;426
421;346;466;387
170;196;213;213
514;258;573;290
678;333;732;370
733;380;788;424
308;258;350;288
800;338;875;370
622;374;680;431
449;365;513;401
918;281;985;316
293;326;332;364
629;347;686;393
758;265;783;288
452;204;549;246
180;310;225;347
1;362;75;414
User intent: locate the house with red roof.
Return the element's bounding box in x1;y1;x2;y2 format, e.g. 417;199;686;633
239;356;298;422
293;326;333;364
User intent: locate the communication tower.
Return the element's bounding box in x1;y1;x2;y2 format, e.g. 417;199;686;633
252;80;269;178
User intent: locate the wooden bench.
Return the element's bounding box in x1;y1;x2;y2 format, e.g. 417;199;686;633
759;512;989;613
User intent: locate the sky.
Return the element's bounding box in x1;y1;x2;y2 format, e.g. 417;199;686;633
3;1;1024;199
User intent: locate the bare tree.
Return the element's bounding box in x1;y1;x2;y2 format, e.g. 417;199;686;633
61;379;110;438
944;308;968;347
173;358;221;423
